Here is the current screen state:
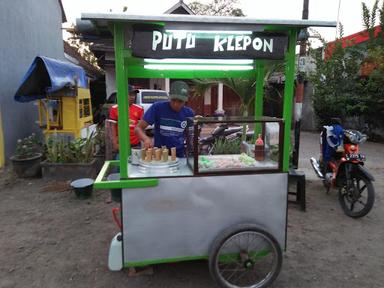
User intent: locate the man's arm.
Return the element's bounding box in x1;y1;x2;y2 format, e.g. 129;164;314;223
135;120;153;149
109;106;119;152
111;121;119;151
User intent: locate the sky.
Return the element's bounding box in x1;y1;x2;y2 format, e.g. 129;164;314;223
61;0;378;44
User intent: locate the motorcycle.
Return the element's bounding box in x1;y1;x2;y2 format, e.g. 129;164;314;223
310;129;375;218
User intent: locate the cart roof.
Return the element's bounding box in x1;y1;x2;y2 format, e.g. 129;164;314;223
78;13;336;79
81;13;336;30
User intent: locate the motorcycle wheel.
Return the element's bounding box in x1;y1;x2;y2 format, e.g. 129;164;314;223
338;173;375;218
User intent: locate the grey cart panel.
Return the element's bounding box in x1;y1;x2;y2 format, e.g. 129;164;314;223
122;173;287;264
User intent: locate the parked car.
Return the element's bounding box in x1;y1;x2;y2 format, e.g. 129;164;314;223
101;89;169;135
135;89;169;113
101;89;168;119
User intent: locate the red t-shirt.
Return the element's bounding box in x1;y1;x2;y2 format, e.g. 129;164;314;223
109;104;144;146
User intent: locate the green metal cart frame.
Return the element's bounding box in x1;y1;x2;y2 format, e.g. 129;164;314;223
81;13;335;189
80;12;335;287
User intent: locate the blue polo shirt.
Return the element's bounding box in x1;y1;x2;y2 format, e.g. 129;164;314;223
143;101;195;157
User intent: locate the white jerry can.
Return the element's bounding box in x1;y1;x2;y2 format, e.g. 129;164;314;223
108;233;123;271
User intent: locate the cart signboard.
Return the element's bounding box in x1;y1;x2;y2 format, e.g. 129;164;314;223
132;29;288;60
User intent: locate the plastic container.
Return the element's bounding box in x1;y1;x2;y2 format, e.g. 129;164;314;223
70;178;94;199
108;233;123;271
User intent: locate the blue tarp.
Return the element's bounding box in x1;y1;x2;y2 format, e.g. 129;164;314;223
14;56;88;102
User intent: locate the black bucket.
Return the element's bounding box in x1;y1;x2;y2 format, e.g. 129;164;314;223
70;178;94;199
107;173;121;203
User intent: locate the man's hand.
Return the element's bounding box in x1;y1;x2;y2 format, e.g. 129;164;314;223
143;137;153;149
135;120;153;148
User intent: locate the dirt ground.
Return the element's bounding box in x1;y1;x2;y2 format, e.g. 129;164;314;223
0;131;383;288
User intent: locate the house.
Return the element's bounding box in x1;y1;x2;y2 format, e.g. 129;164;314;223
63;41;106;115
325;26;382;59
164;0;196;15
0;0;66;166
299;26;384;132
63;41;103;80
75;0;243;117
324;25;383;77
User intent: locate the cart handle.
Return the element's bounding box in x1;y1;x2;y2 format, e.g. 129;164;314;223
112;207;122;229
93;160;159;190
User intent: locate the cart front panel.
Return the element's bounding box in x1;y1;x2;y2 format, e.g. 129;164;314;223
122;173;287;266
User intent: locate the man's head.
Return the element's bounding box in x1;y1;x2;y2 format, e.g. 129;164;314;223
169;81;189;112
128;85;137;106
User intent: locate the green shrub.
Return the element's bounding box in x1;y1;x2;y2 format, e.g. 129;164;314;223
45;133;94;164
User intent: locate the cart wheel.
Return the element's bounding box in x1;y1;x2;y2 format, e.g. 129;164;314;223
209;224;282;288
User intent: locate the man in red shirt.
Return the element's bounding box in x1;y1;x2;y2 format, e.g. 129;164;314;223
109;86;144;151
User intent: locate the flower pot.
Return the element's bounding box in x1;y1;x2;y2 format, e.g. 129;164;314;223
10;153;42;178
107;173;121;203
70;178;94;199
41;158;98;181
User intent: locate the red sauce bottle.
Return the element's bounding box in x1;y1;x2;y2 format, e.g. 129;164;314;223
254;134;265;161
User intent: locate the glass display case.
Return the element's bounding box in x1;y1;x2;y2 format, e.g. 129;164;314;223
186;116;284;175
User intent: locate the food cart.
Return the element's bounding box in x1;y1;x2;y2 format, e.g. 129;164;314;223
84;13;336;288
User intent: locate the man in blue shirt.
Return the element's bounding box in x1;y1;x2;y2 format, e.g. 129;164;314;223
135;81;195;157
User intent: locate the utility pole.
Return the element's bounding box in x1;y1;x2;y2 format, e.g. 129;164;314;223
292;0;309;168
335;0;342;39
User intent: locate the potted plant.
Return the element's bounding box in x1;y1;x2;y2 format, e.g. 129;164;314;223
10;133;43;178
41;133;98;181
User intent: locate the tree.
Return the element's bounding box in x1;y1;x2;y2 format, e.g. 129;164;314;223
66;25;102;71
362;0;381;49
360;0;384;137
309;26;364;128
309;0;384;138
188;0;245;16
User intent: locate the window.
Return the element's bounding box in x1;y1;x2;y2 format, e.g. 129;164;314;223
79;98;91;118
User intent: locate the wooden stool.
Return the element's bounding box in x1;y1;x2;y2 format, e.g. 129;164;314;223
288;169;306;211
